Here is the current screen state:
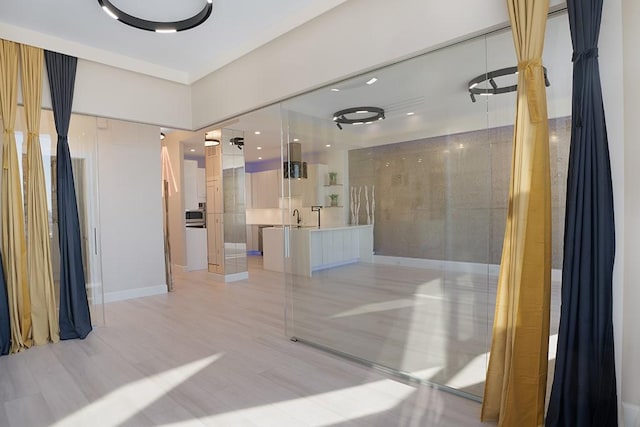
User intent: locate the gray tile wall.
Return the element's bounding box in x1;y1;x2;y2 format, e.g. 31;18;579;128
349;117;571;268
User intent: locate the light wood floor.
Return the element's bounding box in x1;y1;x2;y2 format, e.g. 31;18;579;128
0;256;494;427
287;261;560;398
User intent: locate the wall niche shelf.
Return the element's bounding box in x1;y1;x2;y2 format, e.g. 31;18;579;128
324;184;343;187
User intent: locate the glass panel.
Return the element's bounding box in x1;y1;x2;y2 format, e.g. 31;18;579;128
279;32;492;398
221;128;248;275
277;12;572;399
9;108;105;326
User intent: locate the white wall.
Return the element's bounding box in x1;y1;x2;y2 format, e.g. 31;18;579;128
97;119;167;302
70;60;192;130
33;58;192;130
191;0;565;129
622;0;640;422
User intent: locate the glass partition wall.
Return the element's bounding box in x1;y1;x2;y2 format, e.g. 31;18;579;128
209;11;570;400
278;12;572;400
8;107;105;326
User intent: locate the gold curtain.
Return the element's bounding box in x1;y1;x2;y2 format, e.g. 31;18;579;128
481;1;551;426
0;39;32;352
20;44;59;345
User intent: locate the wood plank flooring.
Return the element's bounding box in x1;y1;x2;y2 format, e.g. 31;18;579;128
0;256;493;426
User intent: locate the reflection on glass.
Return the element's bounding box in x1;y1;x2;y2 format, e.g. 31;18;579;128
221;128;247;275
278;13;571;399
12;107;105;326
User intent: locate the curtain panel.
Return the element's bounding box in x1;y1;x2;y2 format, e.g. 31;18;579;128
0;39;32;352
0;250;10;355
545;0;618;425
481;1;552;426
44;50;92;340
21;44;60;346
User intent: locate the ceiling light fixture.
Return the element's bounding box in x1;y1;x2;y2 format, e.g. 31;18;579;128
254;131;261;135
366;77;378;85
230;137;244;150
97;0;213;32
331;88;340;92
332;106;385;130
406;112;415;116
204;132;220;146
468;66;550;102
257;146;262;150
160;132;165;140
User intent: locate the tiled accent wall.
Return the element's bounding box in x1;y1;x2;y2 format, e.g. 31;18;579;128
349;116;571;268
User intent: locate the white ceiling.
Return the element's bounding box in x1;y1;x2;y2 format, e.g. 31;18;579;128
0;0;348;84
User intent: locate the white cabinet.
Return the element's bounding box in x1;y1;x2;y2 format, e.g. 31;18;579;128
246;225;260;252
251;170;280;208
196;168;206;203
245;173;253;208
183;159;198;210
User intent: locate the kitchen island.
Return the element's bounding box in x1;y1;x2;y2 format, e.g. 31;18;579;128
262;225;373;276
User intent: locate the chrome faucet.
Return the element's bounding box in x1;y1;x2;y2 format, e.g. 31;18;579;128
292;209;301;225
311;205;322;229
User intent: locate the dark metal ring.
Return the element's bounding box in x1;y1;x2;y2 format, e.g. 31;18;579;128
332;107;385;125
97;0;213;32
468;66;550;102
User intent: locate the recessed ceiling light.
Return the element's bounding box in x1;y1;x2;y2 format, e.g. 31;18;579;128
258;157;262;160
407;112;415;116
254;131;261;135
366;77;378;85
293;138;299;142
257;146;262;150
190;149;195;152
325;144;331;148
331;88;340;92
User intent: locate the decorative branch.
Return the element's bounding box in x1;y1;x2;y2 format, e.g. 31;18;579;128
365;185;370;225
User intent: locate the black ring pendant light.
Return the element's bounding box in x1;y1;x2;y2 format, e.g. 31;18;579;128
332;107;385;130
468;66;550;102
97;0;213;33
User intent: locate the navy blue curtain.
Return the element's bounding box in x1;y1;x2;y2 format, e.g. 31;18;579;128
546;1;617;426
0;250;10;355
44;51;92;340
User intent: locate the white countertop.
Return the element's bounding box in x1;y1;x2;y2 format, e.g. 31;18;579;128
264;224;373;232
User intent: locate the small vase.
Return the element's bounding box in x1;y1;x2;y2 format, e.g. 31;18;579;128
329;173;337;186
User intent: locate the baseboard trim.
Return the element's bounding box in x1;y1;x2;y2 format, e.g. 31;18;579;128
208;271;249;283
172;264;188;273
624;402;640;427
103;285;167;303
373;255;562;281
